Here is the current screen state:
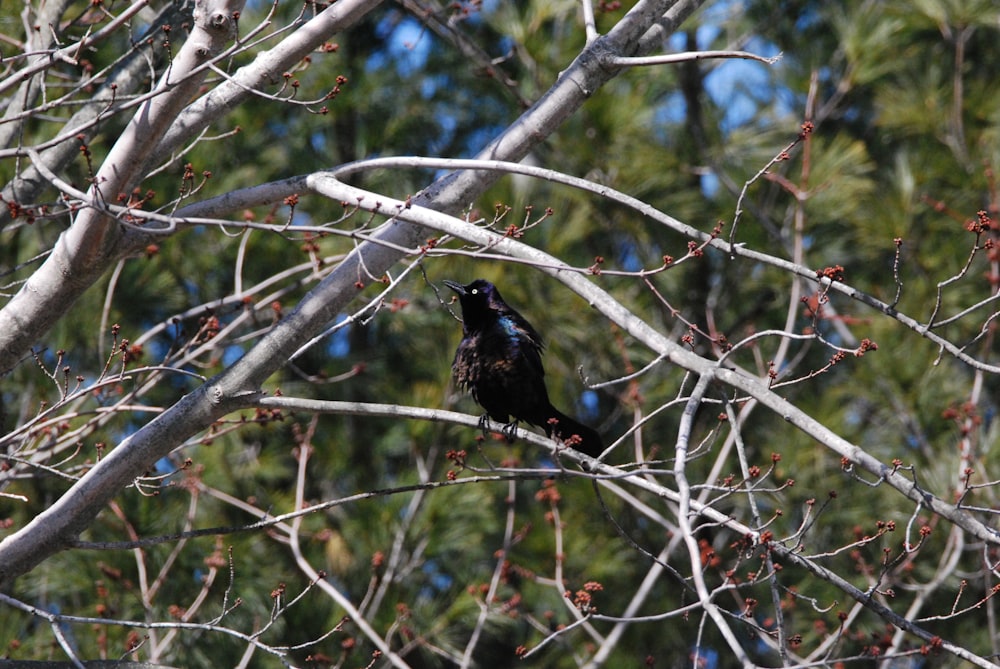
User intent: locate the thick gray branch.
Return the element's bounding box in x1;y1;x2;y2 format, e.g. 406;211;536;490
0;0;245;375
0;3;194;230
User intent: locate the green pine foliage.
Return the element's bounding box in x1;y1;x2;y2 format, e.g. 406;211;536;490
4;0;1000;665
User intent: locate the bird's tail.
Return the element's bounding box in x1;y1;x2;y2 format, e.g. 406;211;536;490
544;408;603;457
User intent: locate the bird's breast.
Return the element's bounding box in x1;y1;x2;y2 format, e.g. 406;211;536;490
453;330;525;387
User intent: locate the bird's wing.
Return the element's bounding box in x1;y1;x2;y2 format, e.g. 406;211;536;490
505;313;545;377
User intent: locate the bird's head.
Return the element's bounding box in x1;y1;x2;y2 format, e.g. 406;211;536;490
444;279;505;327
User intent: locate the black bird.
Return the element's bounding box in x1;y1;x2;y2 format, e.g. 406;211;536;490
444;279;603;457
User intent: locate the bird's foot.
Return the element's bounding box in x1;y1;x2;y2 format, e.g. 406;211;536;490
478;414;519;443
500;420;520;443
477;414;492;440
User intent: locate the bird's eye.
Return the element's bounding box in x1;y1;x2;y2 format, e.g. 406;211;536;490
471;289;478;295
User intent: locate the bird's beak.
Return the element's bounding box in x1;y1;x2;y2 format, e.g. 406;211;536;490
443;280;465;296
